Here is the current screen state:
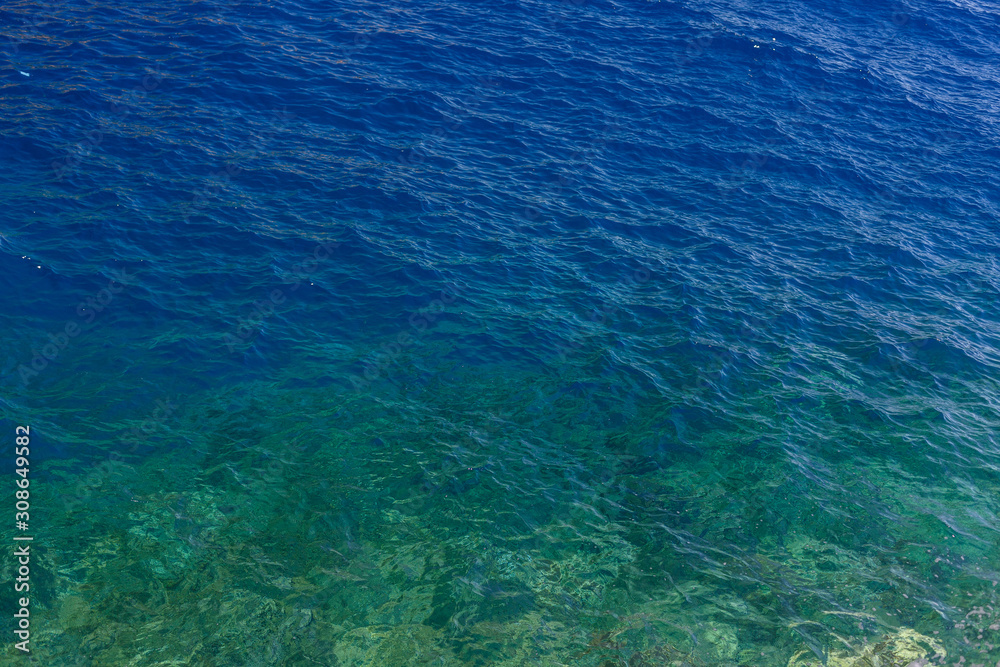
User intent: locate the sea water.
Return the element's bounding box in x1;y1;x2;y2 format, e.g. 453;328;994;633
1;0;999;664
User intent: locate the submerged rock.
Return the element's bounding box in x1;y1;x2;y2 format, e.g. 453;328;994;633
787;627;946;667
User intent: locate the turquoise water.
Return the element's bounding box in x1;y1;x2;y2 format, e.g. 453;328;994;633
2;0;1000;664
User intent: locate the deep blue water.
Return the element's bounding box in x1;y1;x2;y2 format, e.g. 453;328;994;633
1;0;1000;664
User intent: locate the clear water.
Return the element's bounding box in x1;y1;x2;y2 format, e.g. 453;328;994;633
1;0;999;664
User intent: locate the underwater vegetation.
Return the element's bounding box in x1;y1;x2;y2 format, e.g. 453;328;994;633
6;379;999;666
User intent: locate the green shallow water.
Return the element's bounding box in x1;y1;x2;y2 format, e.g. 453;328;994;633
14;360;1000;666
